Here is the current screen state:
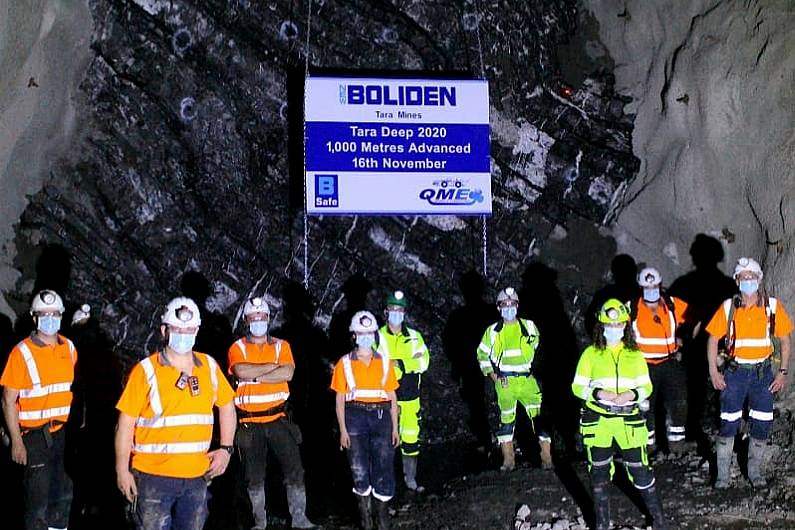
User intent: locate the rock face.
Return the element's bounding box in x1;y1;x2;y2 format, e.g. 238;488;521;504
587;0;795;403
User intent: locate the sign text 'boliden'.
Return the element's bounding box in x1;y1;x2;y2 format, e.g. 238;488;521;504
345;84;457;106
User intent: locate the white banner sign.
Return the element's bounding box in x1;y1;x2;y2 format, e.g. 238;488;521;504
305;76;492;216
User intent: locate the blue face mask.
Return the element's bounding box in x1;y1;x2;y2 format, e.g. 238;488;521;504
739;280;759;295
249;320;269;337
356;334;376;349
169;332;196;354
643;288;660;302
603;326;625;345
37;315;61;336
387;311;404;327
501;306;517;321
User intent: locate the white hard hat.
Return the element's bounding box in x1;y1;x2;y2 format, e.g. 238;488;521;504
162;297;201;327
496;286;519;304
243;296;270;317
349;310;378;333
30;290;65;315
637;267;662;288
71;304;91;326
733;257;763;279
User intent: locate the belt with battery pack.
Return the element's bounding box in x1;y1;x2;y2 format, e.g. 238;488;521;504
20;420;65;448
346;401;391;411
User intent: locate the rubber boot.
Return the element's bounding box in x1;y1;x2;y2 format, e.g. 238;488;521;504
714;436;733;489
639;486;669;530
286;484;317;528
402;454;425;492
747;438;767;487
356;495;373;530
500;441;515;471
539;439;553;469
247;486;267;530
374;499;390;530
592;481;610;530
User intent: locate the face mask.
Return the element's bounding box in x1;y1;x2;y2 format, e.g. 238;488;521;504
643;288;660;303
169;332;196;354
356;334;375;349
37;315;61;336
387;311;404;327
603;326;625;345
249;320;269;337
500;306;517;321
739;280;759;295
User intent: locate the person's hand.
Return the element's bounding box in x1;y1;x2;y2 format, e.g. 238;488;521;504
710;369;726;391
116;468;137;502
206;449;231;479
10;438;26;465
391;428;400;448
597;390;617;402
340;431;351;449
769;373;787;393
613;391;634;406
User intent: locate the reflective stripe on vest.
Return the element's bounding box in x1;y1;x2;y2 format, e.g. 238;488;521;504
133;441;211;454
633;309;676;359
234;391;290;406
342;354;388;402
17;342;74;418
723;298;777;351
18;406;71;421
235;338;282;363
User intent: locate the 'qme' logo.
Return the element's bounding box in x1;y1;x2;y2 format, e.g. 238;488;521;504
315;174;339;207
419;179;484;206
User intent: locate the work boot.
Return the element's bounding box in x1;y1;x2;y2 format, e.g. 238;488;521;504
402;454;425;492
592;481;610;530
639;486;669;530
747;438;768;487
356;494;373;530
247;486;268;530
374;499;390;530
714;436;733;489
500;441;515;471
539;439;553;469
286;484;317;528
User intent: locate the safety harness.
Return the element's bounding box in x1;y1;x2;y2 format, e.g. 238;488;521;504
724;294;777;360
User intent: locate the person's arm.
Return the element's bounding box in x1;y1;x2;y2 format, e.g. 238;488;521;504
770;335;790;393
2;387;25;465
388;390;399;447
115;412;137;502
707;334;726;390
335;392;349;449
255;364;295;383
206;401;236;479
231;362;280;380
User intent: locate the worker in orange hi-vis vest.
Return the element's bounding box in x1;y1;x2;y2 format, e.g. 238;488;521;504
229;296;316;529
1;290;76;530
331;310;399;530
114;297;236;530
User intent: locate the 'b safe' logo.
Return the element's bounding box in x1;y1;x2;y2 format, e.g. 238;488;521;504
315;174;339;207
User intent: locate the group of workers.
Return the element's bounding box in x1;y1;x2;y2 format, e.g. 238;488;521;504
0;255;791;530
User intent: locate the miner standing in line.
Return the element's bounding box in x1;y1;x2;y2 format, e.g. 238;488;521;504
631;267;690;455
572;299;668;530
375;290;430;492
331;311;399;530
228;296;316;529
1;290;76;530
707;257;792;488
477;287;551;471
115;297;236;530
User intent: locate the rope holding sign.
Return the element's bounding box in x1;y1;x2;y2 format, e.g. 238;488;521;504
302;0;314;289
474;0;488;277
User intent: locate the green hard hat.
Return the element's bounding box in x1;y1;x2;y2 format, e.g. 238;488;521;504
385;290;407;308
598;298;630;324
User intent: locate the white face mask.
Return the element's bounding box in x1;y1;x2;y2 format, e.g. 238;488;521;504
169;332;196;354
387;311;404;326
500;306;517;321
739;280;759;295
249;320;269;337
356;334;376;349
603;326;625;345
643;288;660;302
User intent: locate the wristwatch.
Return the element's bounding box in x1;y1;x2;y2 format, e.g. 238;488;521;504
779;368;788;376
219;445;234;455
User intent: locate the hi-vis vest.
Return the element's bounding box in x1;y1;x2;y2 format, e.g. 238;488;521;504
631;298;679;363
376;326;430;378
133;354;219;457
341;353;390;402
477;319;539;376
15;337;76;429
723;297;777;363
230;338;290;420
